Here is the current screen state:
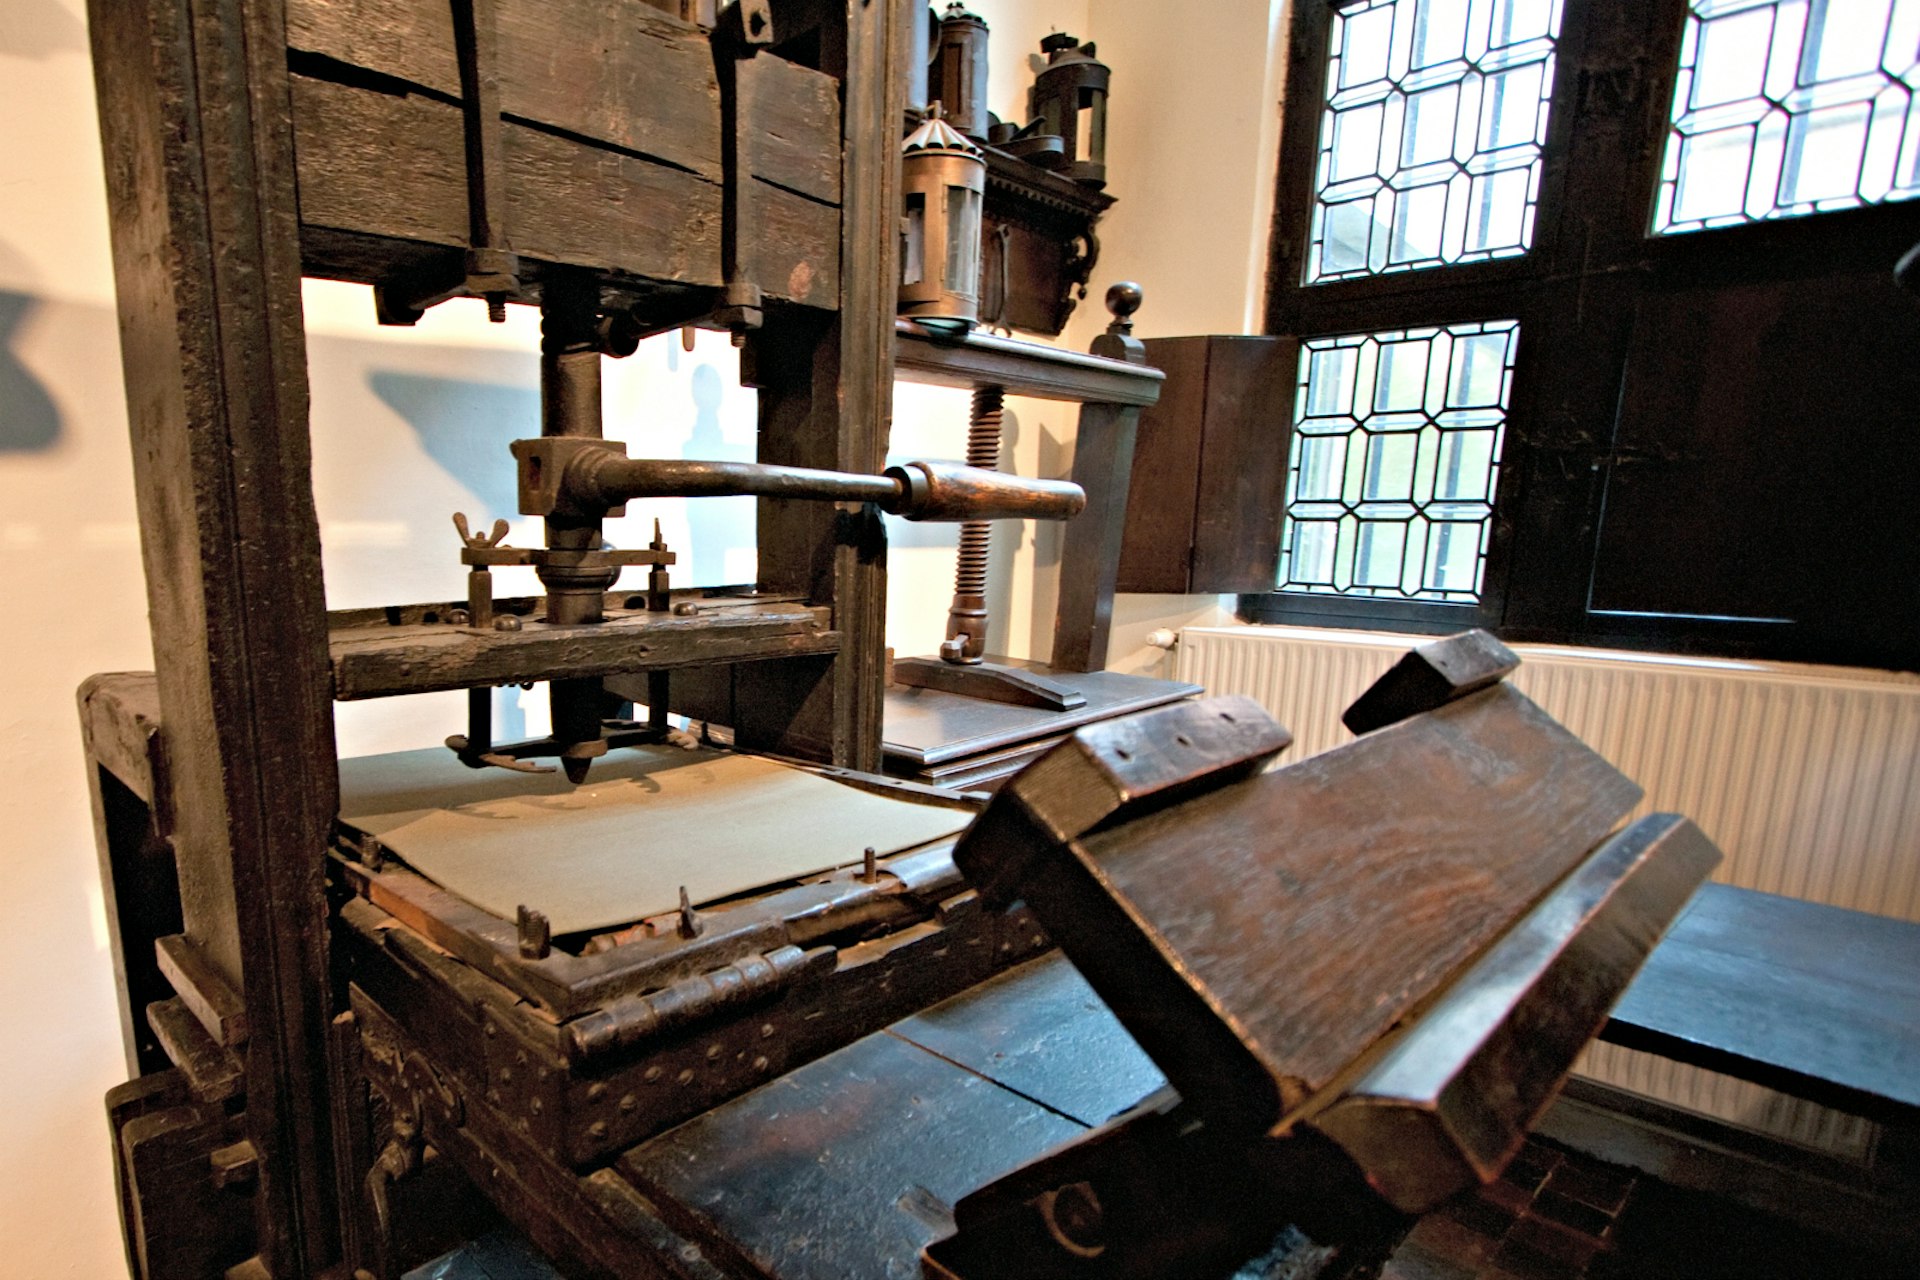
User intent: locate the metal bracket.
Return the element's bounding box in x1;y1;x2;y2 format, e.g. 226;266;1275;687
373;0;520;324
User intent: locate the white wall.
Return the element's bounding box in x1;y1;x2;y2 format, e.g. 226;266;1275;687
1065;0;1292;677
0;2;1292;1274
887;0;1092;664
898;0;1291;676
2;2;155;1274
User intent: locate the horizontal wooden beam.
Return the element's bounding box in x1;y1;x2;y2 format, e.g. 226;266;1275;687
893;321;1165;406
286;0;724;180
330;603;839;699
286;1;845;309
156;933;250;1049
292;74;729;293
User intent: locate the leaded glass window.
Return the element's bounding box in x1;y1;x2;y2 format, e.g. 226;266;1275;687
1655;0;1920;233
1277;321;1518;601
1307;0;1566;282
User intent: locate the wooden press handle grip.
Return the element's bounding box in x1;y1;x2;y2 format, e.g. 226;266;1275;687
882;461;1086;522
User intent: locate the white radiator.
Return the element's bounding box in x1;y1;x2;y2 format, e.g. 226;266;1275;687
1176;624;1920;1155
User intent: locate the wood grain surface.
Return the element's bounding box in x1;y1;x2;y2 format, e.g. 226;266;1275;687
1055;683;1643;1132
287;0;724;178
622;1030;1085;1280
1604;882;1920;1119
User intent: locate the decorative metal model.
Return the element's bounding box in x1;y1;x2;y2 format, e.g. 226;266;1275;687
930;3;991;139
900;106;988;334
1030;32;1110;190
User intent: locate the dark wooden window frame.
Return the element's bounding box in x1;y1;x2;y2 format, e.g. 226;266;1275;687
1243;0;1920;671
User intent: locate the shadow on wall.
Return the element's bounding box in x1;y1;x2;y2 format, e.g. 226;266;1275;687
0;0;88;59
0;291;62;452
683;360;750;584
369;370;537;516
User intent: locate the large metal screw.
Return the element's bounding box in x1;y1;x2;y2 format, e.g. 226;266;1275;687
941;384;1004;664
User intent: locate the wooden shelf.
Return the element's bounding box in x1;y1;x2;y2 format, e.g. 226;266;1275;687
893;320;1164;406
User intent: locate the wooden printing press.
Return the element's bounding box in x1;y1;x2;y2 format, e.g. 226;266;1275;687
76;2;1723;1278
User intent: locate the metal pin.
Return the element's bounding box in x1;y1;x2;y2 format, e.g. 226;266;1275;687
677;886;704;939
862;846;879;884
648;519;672;611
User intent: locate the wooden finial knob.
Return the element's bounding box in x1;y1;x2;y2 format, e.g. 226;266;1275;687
1106;281;1143;320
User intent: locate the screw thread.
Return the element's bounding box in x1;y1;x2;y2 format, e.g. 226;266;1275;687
953;385;1005;599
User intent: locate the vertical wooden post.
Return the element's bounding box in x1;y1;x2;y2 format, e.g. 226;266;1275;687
746;0;908;770
89;0;342;1273
1052;303;1148;673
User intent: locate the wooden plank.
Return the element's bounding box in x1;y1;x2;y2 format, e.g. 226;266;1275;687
1115;337;1209;594
286;0;459;95
1601;883;1920;1120
954;696;1292;912
506;102;722;282
329;606;839;699
286;0;724;181
1343;629;1522;736
738;52;841;203
119;1101;255;1279
290;74;728;291
1052;314;1152;673
822;0;903;773
107;1071;192;1280
1050;401;1139;673
79;671;184;1077
84;723;185;1077
157;933;249;1048
982;683;1643;1136
742;177;841;309
496;0;722;180
891;952;1167;1129
292;75;472;246
621;1031;1085;1280
287;7;845;305
1311;814;1720;1212
1188;336;1295;592
148;996;246;1104
742;0;905;770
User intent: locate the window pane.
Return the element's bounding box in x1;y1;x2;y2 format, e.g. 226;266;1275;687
1308;0;1566;283
1278;320;1519;603
1654;0;1920;234
944;186;980;296
902;194;926;286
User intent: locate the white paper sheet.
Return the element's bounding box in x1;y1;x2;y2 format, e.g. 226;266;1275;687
338;745;971;934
